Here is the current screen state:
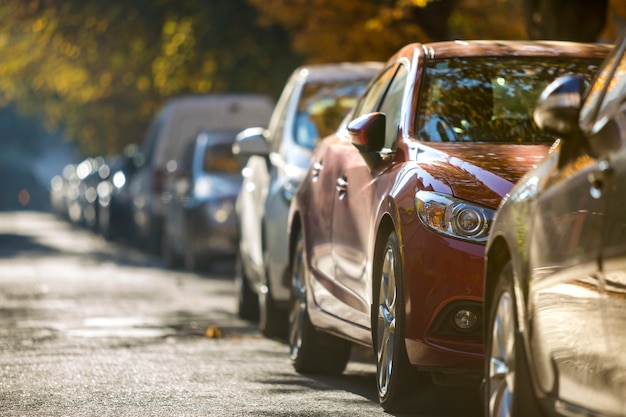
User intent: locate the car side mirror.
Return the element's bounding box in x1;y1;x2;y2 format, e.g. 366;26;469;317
534;75;584;138
347;112;386;153
232;127;270;157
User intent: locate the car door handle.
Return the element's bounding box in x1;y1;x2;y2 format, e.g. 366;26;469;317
312;162;322;181
588;159;613;199
336;177;348;192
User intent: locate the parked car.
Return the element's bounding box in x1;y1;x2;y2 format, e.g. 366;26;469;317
129;94;274;253
67;157;100;227
286;40;610;412
50;163;76;220
483;36;625;417
81;156;108;231
98;144;141;241
161;129;242;271
232;62;383;338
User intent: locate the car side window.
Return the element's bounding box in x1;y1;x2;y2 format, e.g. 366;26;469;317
352;66;396;119
592;54;626;128
377;65;407;150
142;106;169;164
581;39;626;130
179;140;195;177
585;58;626;156
267;79;299;154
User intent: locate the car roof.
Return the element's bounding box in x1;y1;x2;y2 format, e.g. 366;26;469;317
410;40;613;61
163;93;274;108
291;62;384;83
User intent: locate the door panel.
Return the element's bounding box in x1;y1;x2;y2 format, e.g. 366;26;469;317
528;155;608;410
303;146;337;285
238;155;270;282
329;141;374;327
597;105;626;414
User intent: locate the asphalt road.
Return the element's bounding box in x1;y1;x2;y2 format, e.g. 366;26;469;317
0;211;482;417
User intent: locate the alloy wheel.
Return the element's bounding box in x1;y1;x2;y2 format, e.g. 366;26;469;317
487;290;515;416
289;235;306;361
376;244;397;398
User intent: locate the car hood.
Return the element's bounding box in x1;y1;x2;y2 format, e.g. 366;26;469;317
417;142;551;208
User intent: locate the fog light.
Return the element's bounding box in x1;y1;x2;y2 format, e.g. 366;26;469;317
454;309;478;330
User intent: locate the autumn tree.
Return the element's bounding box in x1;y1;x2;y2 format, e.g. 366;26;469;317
247;0;534;63
524;0;608;42
247;0;432;63
0;0;300;156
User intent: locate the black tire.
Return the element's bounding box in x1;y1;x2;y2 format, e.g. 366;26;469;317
259;253;288;339
484;261;542;417
288;228;350;374
162;226;183;269
259;284;288;339
184;251;198;271
138;215;162;254
183;249;211;272
99;205;113;241
235;252;260;320
372;230;419;412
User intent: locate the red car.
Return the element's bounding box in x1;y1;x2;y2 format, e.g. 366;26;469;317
286;40;610;412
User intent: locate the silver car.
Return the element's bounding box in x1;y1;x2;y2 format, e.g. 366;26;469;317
233;62;382;337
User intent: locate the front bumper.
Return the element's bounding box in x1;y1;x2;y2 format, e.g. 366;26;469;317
402;226;484;371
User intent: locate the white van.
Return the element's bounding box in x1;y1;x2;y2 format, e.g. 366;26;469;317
129;94;274;252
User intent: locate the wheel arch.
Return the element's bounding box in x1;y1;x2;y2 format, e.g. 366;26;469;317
370;214;396;338
483;235;512;340
484;235;544;416
285;211;302;289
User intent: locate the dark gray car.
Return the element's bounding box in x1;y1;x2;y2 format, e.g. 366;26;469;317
483;38;621;417
162;130;242;271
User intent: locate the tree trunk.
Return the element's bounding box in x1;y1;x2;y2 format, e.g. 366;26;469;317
524;0;608;42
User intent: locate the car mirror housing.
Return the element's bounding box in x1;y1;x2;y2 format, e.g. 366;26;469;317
232;127;270;157
347;112;386;153
533;75;584;138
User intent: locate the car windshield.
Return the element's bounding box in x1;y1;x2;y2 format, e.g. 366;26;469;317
294;79;370;150
202;142;241;174
417;57;603;143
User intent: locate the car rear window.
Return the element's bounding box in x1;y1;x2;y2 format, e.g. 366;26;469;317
417;57;603;143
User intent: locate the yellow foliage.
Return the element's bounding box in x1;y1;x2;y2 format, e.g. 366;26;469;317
601;0;626;41
32;17;46;33
0;0;615;156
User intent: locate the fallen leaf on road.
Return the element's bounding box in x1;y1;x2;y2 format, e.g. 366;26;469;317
205;326;223;338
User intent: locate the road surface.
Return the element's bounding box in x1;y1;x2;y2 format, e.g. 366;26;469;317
0;211;481;416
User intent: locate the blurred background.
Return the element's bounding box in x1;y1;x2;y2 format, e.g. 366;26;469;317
0;0;624;212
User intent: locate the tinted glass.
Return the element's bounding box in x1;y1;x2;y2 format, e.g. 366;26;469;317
580;41;626;129
417;57;603;143
592;52;626;127
378;65;407;150
353;66;396;118
202;132;241;174
294;79;371;150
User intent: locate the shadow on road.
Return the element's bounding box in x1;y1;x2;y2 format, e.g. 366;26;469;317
0;211;239;281
0;233;60;256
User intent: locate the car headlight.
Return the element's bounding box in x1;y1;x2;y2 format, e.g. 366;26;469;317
415;191;494;243
96;181;113;199
207;199;234;223
112;171;126;189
